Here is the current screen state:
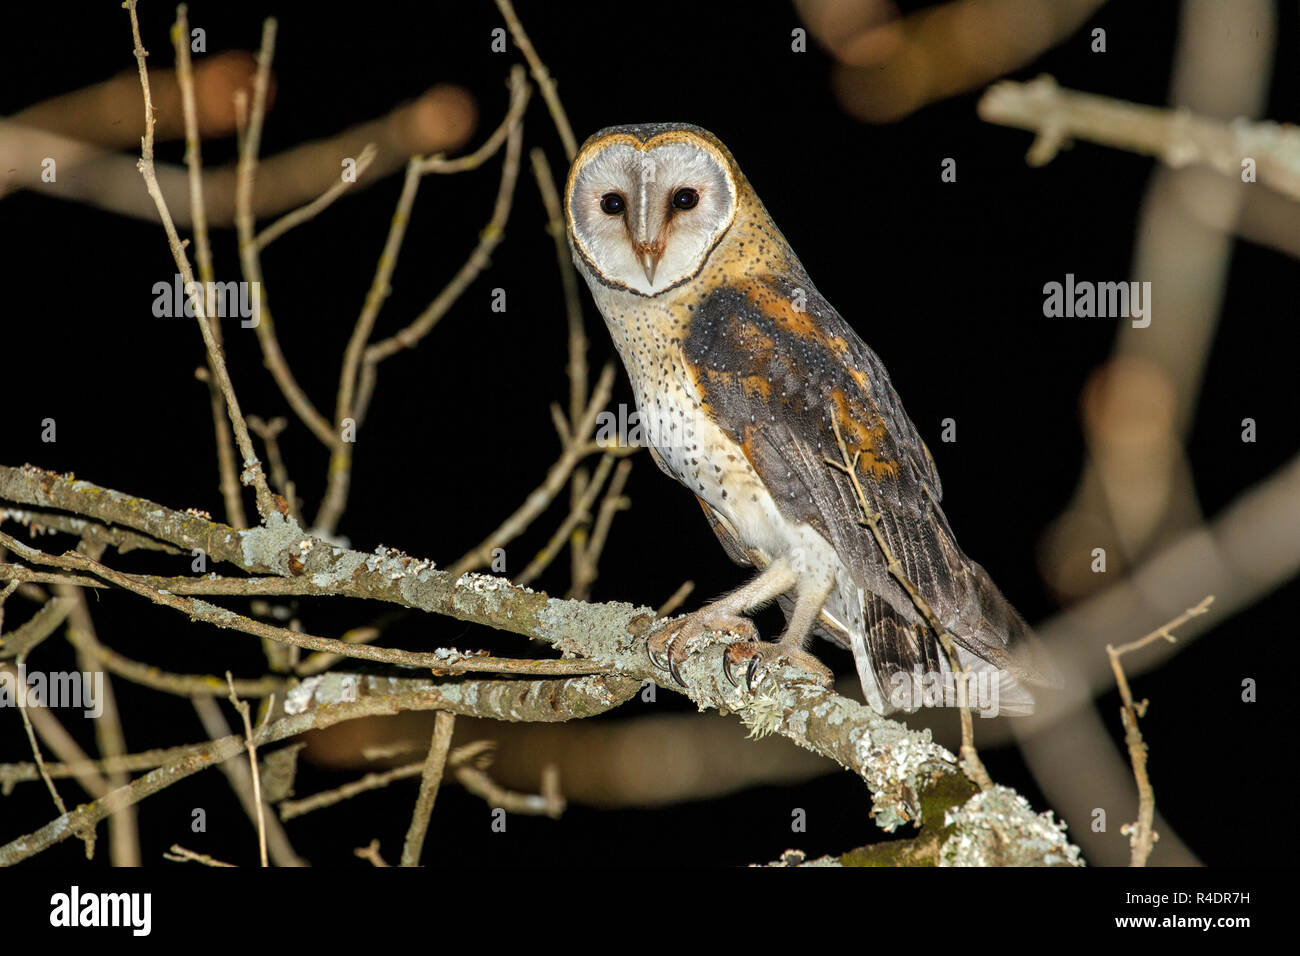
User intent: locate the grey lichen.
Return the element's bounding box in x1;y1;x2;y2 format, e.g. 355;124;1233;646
741;694;785;739
756;848;843;867
939;786;1084;867
238;511;306;573
283;672;361;715
852;721;954;833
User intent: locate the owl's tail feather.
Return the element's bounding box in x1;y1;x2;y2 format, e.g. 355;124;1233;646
818;566;1059;717
962;559;1062;693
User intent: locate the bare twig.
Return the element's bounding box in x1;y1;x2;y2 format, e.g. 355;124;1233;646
654;581;695;620
1;743;242;789
569;457;633;600
530;147;596;586
247;414;298;517
227;675;269;866
399;711;455;866
164;844;236;867
354;839;390;867
0;593;74;660
515;453;616;587
127;0;276;519
455;761;564;819
232;19;337;451
280;762;424;821
493;0;578;160
317;68;530;534
356;73;530;374
174;4;246;529
254;143;377;250
448;364;616;577
1106;595;1213;867
59;571;141;866
10;664;68;819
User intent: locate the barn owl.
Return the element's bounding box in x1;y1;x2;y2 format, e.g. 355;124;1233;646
564;123;1057;715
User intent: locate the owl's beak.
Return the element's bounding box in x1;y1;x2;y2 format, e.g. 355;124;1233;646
636;247;660;286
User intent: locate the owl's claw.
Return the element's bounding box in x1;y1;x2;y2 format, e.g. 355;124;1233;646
646;638;689;687
646;640;671;674
722;640;835;691
648;609;758;687
721;642;759;689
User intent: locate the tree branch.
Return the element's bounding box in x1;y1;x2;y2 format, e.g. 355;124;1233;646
0;463;1079;864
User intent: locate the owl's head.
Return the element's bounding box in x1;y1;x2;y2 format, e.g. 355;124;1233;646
565;123;740;297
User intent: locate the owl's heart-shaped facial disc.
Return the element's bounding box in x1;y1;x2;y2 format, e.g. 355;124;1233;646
566;126;738;296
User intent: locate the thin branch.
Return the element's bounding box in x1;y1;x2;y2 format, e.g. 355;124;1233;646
515;452;616;587
455;761;564;819
317;68;530;534
530;146;593;584
191;690;304;867
280;740;495;820
400;711;455;866
655;580;695;619
978;75;1300;199
569;456;632;600
164;844;236;867
0;671;637;864
0;594;74;660
9;664;68;819
59;566;141;866
126;0;276;519
493;0;578;160
448;363;615;577
83;633;285;698
247;415;298;518
280;761;424;821
0;508;182;555
358;76;530;370
1106;595;1213;867
228;675;269;866
174;4;245;529
354;840;390;867
2;744;238;790
254;143;377;250
232;18;338;450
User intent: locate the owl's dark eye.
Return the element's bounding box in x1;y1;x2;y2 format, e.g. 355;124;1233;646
670;187;699;211
599;193;625;215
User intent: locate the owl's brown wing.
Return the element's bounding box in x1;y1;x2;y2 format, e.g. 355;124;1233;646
681;272;1056;699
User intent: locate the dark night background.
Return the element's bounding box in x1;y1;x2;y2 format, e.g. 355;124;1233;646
1;0;1296;868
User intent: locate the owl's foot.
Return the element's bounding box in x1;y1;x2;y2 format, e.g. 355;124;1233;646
722;640;834;692
647;610;759;686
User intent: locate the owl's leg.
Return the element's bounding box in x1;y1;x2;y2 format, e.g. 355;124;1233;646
648;558;798;685
722;572;836;690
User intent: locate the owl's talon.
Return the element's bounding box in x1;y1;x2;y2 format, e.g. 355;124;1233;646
722;639;835;691
649;610;757;686
667;654;688;687
646;640;671;673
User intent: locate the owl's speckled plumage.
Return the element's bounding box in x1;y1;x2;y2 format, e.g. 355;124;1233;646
565;123;1056;715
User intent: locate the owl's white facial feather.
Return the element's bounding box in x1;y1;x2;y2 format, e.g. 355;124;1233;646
567;141;737;296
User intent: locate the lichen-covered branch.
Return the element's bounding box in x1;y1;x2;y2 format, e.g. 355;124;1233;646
0;463;1080;864
0;670;637;864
